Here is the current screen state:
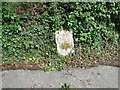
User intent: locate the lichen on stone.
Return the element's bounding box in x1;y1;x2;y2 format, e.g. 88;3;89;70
60;41;71;50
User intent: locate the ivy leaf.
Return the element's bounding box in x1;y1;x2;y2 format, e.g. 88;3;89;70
18;25;22;31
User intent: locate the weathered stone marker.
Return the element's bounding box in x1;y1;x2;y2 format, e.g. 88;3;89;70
55;30;74;56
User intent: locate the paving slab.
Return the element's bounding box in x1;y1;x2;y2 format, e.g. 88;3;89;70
1;65;119;88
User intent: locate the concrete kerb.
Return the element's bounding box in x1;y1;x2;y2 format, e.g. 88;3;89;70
1;65;119;88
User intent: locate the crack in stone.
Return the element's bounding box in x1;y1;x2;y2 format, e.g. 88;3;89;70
66;70;102;88
66;70;86;87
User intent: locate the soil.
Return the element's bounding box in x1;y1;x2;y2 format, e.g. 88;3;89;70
1;57;119;71
1;63;41;71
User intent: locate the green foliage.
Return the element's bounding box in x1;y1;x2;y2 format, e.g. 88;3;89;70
2;2;119;69
60;83;70;90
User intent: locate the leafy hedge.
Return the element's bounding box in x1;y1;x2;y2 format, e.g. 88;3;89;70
2;2;119;64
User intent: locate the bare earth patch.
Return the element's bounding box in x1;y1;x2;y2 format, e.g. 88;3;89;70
1;58;119;71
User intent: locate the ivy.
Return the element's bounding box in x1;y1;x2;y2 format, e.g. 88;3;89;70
2;2;119;64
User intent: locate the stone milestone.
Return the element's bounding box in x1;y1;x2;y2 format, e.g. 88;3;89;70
55;30;74;56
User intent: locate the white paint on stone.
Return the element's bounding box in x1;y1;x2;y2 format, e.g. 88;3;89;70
55;30;74;56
